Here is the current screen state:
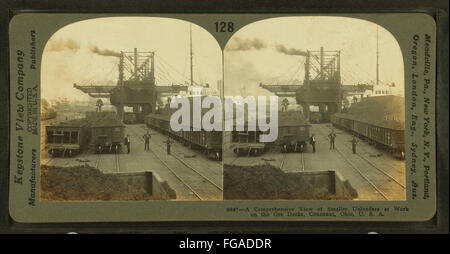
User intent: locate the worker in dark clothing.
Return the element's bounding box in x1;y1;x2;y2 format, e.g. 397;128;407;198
165;136;172;155
351;136;359;154
281;98;289;112
328;130;336;150
309;134;316;153
124;134;131;154
143;131;151;151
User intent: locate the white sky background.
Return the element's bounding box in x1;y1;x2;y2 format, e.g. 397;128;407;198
41;17;222;102
224;16;405;97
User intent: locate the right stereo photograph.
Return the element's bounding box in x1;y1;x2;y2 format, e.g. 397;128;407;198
222;16;406;201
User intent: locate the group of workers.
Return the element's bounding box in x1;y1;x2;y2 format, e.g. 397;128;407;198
309;129;359;154
122;128;359;156
122;131;172;155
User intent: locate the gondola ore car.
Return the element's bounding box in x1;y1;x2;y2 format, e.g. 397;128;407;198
331;95;405;159
231;127;266;156
230;110;310;156
277;111;311;153
44;118;90;157
87;111;125;154
123;112;138;124
145;96;223;160
309;111;324;124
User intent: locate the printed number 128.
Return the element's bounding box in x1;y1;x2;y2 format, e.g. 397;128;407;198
215;22;234;32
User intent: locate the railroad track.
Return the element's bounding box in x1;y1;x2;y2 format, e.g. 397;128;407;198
133;126;222;186
41;157;53;165
95;155;101;168
279;152;305;172
115;153;121;173
300;152;305;172
330;129;405;189
317;126;405;200
127;125;222;200
92;152;120;173
279;153;286;170
228;155;240;165
138;125;222;164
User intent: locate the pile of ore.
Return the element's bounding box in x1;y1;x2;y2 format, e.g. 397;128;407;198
41;165;155;201
223;164;354;200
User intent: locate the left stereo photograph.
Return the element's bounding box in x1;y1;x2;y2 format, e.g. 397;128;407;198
39;17;224;201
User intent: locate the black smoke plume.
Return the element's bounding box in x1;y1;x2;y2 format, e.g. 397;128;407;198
225;37;268;51
88;44;121;57
275;44;308;56
46;38;80;52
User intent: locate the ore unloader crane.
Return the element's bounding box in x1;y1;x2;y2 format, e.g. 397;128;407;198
74;48;188;123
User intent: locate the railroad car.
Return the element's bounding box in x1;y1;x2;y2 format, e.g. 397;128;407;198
331;95;405;159
231;129;266;156
44;111;125;156
87;112;125;153
230;110;310;156
44;118;90;157
145;98;223;160
277;111;311;153
309;111;323;124
123;112;138;124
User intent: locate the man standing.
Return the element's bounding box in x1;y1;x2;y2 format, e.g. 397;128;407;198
281;98;289;112
165;136;172;155
143;131;151;151
124;134;131;154
309;134;316;153
328;130;336;150
351;136;359;154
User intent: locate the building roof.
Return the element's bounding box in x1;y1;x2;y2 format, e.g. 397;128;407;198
47;118;89;128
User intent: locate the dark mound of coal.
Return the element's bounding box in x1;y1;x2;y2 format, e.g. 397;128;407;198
41;165;154;201
223;164;353;200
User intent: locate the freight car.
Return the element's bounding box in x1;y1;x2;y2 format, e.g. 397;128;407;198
87;112;125;153
230;110;310;156
331;95;405;159
277;111;311;153
309;111;324;124
123;112;138;124
145;98;223;160
44;111;125;156
44;118;91;157
231;129;266;156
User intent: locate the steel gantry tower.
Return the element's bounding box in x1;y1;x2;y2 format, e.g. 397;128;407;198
74;48;188;122
260;47;373;121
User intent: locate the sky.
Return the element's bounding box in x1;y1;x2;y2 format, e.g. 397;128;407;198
41;17;222;102
41;16;405;104
224;16;405;97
